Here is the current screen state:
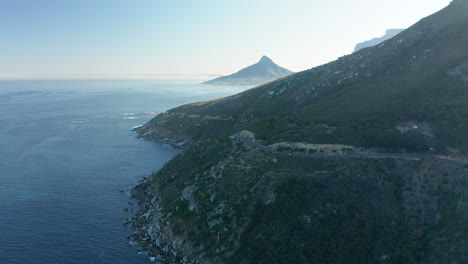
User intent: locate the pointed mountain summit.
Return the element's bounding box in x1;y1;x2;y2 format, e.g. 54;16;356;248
203;56;293;86
258;55;273;63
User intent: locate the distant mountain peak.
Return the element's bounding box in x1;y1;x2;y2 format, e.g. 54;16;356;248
203;56;293;86
353;28;404;53
259;55;274;64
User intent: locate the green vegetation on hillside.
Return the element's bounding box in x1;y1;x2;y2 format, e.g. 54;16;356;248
134;137;468;264
140;1;468;152
134;2;468;263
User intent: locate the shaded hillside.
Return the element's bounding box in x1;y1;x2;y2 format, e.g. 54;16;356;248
354;29;404;52
137;0;468;152
133;137;468;264
203;56;293;86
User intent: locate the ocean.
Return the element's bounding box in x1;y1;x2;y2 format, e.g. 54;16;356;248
0;80;247;264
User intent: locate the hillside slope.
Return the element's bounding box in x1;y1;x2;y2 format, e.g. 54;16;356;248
132;137;468;264
137;0;468;152
203;56;293;86
132;1;468;263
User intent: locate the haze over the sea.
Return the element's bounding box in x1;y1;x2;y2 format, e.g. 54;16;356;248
0;0;451;79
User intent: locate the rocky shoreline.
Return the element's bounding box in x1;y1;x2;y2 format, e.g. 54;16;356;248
134;127;190;149
129;177;204;264
130;119;204;263
132;112;197;149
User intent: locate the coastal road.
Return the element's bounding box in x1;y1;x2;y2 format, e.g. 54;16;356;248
232;133;468;166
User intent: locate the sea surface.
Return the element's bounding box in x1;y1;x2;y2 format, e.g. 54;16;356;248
0;80;248;264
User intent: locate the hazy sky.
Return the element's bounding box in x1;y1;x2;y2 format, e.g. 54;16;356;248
0;0;452;79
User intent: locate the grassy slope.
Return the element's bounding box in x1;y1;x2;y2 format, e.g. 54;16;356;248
140;1;468;151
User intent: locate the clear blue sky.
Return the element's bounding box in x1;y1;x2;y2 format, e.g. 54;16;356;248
0;0;452;79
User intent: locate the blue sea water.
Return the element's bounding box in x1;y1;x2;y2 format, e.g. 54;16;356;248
0;80;247;264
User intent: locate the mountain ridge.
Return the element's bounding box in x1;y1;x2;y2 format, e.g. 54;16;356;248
353;29;405;53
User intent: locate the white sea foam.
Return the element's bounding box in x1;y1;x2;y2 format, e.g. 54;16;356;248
123;112;156;116
71;120;88;124
123;117;139;120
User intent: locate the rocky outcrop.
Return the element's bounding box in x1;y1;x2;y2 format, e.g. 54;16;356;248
131;181;205;264
134;112;237;148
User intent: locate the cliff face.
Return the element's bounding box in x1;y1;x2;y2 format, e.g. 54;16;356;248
132;137;468;264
